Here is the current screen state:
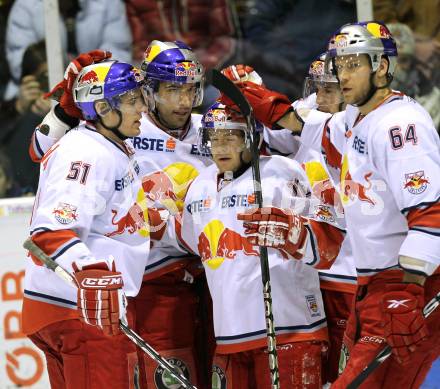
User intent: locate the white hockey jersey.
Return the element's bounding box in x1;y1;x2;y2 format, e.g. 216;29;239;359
301;92;440;284
30;112;213;280
180;155;343;353
265;94;357;293
23;124;150;334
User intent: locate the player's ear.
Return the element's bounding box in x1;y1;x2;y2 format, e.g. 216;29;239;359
377;56;390;78
95;100;112;117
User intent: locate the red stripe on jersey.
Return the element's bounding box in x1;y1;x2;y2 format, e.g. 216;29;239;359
30;230;79;265
215;327;328;354
29;133;41;162
41;144;60;170
321;119;342;169
22;296;78;335
406;202;440;229
308;220;344;270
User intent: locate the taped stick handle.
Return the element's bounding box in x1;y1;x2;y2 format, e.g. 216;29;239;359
23;238;197;389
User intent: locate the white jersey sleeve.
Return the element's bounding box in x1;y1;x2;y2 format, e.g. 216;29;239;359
30;131;116;272
371;99;440;270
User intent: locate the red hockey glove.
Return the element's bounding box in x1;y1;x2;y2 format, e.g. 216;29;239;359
381;283;429;364
45;50;112;119
237;207;308;259
72;258;126;336
221;64;263;85
219;81;292;129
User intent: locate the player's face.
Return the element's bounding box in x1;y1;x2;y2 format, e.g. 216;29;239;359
155;82;197;129
209;129;247;173
118;89;146;137
334;54;372;105
315;82;343;113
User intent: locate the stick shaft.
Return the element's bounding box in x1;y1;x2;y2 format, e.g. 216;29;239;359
209;69;280;388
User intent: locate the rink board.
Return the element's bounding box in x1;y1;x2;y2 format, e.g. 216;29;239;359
0;197;50;388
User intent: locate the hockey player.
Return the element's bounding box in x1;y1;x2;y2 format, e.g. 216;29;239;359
221;21;440;388
178;102;345;388
28;41;214;388
222;57;357;384
23;61;151;388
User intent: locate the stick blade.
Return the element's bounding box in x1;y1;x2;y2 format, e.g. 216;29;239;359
207;69;251;116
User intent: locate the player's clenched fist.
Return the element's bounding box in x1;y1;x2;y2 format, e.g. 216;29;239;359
45;50;112;119
238;207;308;259
221;64;263;85
381;283;429;364
219;81;292;129
72;258;126;336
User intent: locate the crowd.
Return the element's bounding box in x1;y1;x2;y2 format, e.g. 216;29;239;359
0;0;438;199
4;0;438;388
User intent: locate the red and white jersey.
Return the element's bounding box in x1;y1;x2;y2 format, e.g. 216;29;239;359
30;112;213;280
180;155;344;353
24;123;150;334
264;94;357;293
301;93;440;284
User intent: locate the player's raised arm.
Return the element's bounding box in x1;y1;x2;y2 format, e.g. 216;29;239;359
29;50;112;162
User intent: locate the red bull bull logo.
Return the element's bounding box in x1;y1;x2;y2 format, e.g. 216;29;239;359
314;204;335;223
197;220;259;270
204;109;227;123
310;60;325;77
330;34;348;49
52;202;78;225
404;171;429;194
79;70;99;85
175;61;196;77
340;155;375;206
106;202;148;237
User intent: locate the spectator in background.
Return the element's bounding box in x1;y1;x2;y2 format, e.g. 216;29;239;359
373;0;440;86
388;23;440;131
5;0;132;100
0;148;23;198
240;0;356;100
0;0;13;101
125;0;236;69
2;41;50;194
125;0;237;111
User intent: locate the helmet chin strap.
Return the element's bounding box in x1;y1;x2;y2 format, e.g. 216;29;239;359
99;110;128;141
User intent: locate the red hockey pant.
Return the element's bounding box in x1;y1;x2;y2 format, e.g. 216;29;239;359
133;273;215;389
28;315;138;389
333;274;440;388
321;288;354;383
213;341;325;389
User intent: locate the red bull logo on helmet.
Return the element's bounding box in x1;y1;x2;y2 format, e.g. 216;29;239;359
329;34;348;49
404;171;429;194
175;61;196;77
197;220;259;270
309;60;325;77
204;109;227;123
79;70;99;85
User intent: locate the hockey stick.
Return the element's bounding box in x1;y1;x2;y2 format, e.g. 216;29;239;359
23;238;197;389
207;69;281;389
347;290;440;389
